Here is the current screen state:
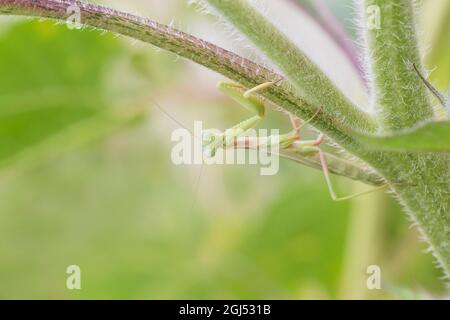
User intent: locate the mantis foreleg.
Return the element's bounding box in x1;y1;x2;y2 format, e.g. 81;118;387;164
203;81;298;156
205;80;388;201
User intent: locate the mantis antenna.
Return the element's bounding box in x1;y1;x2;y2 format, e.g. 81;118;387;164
149;97;205;213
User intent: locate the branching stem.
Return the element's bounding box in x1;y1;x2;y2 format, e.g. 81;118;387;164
0;0;448;280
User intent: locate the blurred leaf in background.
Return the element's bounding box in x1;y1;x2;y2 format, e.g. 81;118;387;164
0;21;121;165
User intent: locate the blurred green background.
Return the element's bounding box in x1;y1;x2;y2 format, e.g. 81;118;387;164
0;0;448;299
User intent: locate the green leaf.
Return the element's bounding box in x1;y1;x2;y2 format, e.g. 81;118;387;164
0;107;147;171
0;21;138;170
356;121;450;152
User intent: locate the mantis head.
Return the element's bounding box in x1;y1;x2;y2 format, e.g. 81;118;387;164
202;129;224;158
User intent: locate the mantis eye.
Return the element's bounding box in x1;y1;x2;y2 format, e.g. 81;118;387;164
202;130;221;158
202;130;216;144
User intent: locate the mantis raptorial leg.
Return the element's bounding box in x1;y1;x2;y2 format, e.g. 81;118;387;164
203;80;388;201
202;81;299;157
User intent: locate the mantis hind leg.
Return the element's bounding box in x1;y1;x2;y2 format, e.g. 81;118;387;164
318;150;387;201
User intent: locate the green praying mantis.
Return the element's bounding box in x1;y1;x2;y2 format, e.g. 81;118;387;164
202;80;387;201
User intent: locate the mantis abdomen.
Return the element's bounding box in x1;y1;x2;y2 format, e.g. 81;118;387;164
281;148;383;186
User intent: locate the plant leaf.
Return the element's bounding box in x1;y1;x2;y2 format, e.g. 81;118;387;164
0;21;142;170
355;120;450;152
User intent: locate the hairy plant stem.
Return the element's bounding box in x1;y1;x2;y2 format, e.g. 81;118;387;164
206;0;449;278
361;0;449;277
204;0;376;133
0;0;448;278
362;0;433;131
0;0;376;160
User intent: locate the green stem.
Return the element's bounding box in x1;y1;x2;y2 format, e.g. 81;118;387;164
205;0;377;133
385;153;450;279
0;0;376;163
0;0;448;280
361;0;450;278
206;0;450;279
362;0;434;131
